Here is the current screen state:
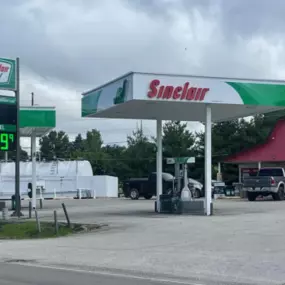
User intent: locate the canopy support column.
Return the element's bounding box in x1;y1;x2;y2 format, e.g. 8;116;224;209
156;119;162;212
31;132;37;209
205;105;212;216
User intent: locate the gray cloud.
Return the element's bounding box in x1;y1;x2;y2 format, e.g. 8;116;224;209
219;0;285;39
2;0;285;148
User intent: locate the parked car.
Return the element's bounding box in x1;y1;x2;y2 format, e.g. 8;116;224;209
192;179;218;198
123;172;175;200
243;167;285;201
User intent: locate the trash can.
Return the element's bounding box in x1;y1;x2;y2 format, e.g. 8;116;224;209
11;195;16;210
224;186;235;196
159;194;173;213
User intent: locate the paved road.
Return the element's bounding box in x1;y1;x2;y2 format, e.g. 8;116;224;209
0;262;213;285
0;261;265;285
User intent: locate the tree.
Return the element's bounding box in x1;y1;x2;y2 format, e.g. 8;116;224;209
125;128;156;178
79;129;106;175
33;109;285;186
73;133;84;152
193;120;241;182
162;121;195;176
70;133;85;159
102;144;129;180
40;130;70;160
162;121;195;157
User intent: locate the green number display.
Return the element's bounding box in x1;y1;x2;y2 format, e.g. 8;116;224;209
1;133;8;150
0;132;16;151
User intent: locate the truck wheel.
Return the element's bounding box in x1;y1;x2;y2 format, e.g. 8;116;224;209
248;192;257;201
143;194;153;200
130;188;139;200
273;186;285;201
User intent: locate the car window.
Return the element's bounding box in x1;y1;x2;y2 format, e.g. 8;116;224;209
258;168;284;177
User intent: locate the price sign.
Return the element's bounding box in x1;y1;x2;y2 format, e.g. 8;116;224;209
0;131;16;151
0;95;17;152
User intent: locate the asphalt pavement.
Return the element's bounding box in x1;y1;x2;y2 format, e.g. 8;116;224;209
1;199;285;284
1;262;178;285
0;262;265;285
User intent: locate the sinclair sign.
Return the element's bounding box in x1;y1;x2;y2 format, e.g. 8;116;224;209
147;79;210;101
0;58;16;91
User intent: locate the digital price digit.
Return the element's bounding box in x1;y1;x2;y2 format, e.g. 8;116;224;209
0;132;15;151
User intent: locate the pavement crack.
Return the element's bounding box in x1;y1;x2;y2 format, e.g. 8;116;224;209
4;258;37;264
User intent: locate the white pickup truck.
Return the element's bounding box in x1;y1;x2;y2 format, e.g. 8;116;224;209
243;167;285;201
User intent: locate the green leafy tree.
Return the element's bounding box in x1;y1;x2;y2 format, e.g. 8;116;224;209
102;144;129;180
125;128;156;178
70;133;85;159
35;110;285;186
193;120;241;182
162;121;195;157
73;133;84;151
79;129;107;175
39;130;70;160
162;121;195;176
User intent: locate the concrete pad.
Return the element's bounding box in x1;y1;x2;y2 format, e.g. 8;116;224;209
0;198;285;284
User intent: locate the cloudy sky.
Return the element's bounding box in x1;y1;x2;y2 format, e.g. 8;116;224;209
1;0;285;150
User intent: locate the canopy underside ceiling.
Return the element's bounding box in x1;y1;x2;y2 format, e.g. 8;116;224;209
20;127;53;137
86;100;285;122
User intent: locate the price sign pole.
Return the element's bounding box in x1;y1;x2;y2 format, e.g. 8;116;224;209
0;57;22;217
14;57;22;217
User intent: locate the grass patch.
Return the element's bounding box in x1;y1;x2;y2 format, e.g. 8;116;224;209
0;221;73;239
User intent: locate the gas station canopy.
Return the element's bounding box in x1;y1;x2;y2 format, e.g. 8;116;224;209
19;106;56;137
19;106;56;210
81;71;285;216
81;72;285;121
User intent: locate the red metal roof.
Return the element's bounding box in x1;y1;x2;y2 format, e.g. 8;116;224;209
224;118;285;163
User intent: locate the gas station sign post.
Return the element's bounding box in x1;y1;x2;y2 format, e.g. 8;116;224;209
0;57;22;217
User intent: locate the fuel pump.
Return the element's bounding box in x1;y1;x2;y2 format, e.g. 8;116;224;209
181;163;192;201
166;156;195;198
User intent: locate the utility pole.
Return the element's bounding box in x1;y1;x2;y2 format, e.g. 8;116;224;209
30;92;34;160
31;92;34;106
14;57;23;217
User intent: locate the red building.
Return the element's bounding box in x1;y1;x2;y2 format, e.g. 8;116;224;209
223;118;285;182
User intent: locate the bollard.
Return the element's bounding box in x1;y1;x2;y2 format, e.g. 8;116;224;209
29;201;32;219
11;195;16;211
79;189;82;200
39;198;43;209
2;208;8;220
54;210;58;235
61;203;71;228
35;210;41;233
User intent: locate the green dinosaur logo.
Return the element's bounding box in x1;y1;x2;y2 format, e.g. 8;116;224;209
114;79;128;105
